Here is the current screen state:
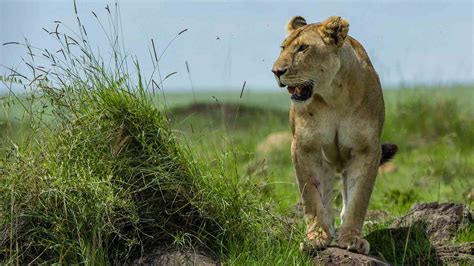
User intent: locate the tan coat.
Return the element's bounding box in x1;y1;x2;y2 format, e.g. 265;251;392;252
272;16;397;254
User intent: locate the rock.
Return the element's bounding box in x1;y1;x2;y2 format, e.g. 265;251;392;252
388;202;474;265
313;247;389;266
247;131;292;177
390;202;473;244
436;242;474;265
255;131;292;154
130;250;220;266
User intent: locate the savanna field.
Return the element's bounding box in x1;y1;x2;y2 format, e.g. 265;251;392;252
0;4;473;265
1;85;473;264
166;87;474;214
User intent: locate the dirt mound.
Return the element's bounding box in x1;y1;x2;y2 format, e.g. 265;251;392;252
255;131;292;154
387;202;474;264
435;242;474;265
246;131;292;177
390;202;473;243
170;103;287;123
130;249;219;266
313;202;474;265
314;247;388;266
172;102;242;116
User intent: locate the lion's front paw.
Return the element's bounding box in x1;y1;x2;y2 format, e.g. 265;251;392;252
336;231;370;254
299;225;331;255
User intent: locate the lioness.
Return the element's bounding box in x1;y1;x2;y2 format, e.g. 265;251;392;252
272;16;397;254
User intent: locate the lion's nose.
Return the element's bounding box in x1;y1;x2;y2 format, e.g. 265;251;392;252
272;67;288;78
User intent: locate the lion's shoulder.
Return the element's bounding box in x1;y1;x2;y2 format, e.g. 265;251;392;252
346;36;374;69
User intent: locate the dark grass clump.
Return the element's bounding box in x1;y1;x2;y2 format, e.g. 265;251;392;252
366;222;439;265
0;4;305;264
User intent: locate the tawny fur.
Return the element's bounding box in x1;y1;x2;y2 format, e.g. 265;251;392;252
273;16;396;254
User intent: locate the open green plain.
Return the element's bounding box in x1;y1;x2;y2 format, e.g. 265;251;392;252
2;85;472;264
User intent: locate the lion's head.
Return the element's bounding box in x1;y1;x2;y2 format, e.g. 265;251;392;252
272;16;350;102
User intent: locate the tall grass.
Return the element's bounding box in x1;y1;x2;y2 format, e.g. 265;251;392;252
383;90;474;152
0;3;308;264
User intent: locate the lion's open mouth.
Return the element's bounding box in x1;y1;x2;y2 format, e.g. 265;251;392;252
287;82;313;101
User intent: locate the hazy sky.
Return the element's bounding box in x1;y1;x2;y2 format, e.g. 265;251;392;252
1;0;473;92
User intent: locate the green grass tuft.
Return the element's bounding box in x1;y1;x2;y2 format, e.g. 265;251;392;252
366;222;438;265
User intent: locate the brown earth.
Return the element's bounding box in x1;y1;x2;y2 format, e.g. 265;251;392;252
130;250;219;266
390;202;472;244
313;247;389;266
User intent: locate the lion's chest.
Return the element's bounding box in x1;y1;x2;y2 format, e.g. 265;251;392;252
295;107;351;167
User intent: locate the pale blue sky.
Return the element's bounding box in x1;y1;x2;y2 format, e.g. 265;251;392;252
1;0;473;92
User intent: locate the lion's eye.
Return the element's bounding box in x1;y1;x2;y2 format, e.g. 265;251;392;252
297;44;309;53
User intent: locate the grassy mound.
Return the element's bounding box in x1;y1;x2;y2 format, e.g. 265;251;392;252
0;83;277;263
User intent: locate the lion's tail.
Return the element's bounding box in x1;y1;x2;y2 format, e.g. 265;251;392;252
380;143;398;165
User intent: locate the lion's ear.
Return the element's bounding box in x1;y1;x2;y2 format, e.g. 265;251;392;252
287;16;307;34
318;16;349;47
